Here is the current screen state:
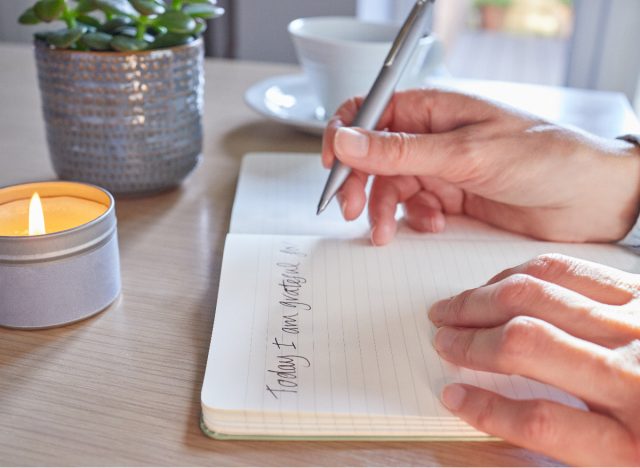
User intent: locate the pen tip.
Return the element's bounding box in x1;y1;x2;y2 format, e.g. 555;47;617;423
316;199;328;215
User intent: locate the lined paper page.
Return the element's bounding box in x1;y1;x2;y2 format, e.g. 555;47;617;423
230;153;367;237
229;153;527;241
202;234;639;437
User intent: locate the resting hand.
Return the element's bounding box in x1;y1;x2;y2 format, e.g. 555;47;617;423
322;89;640;245
428;254;640;466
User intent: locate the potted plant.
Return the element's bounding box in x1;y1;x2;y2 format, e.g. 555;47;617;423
474;0;513;31
18;0;224;195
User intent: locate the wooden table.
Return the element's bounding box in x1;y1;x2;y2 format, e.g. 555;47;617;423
0;42;638;466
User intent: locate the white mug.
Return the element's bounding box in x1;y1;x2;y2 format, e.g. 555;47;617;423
288;16;444;118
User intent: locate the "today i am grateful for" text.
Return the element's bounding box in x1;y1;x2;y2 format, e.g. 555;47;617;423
265;243;312;400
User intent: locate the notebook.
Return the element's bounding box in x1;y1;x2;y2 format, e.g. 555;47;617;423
200;153;640;440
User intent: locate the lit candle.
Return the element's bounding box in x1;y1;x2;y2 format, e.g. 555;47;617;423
0;192;107;236
0;181;120;329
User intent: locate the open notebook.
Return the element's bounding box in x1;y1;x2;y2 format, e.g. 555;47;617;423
200;153;640;440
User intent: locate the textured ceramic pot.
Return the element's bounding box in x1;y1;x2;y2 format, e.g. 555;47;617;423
34;39;204;195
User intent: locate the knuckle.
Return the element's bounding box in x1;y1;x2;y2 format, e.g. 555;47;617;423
474;393;498;432
593;341;640;413
521;400;556;444
454;132;475;160
449;130;484;179
449;289;474;324
459;331;477;367
499;316;543;363
494;274;539;310
610;339;640;373
524;253;572;279
386;132;414;171
336;97;359;121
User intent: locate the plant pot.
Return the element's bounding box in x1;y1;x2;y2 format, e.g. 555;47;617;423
479;5;507;31
34;38;204;196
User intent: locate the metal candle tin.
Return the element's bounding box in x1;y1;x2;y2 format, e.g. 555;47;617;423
0;181;121;329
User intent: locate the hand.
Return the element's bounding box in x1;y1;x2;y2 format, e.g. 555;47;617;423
322;89;640;245
428;253;640;466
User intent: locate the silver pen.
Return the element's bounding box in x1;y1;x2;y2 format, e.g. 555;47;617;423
316;0;435;215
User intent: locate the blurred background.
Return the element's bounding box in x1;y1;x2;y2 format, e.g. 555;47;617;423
2;0;639;112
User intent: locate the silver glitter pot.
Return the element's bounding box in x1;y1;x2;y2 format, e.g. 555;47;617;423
34;39;204;195
0;182;121;329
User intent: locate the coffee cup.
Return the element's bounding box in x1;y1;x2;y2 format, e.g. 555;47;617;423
288;16;444;118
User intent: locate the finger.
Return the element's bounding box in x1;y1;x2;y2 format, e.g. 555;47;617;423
485;253;636;306
387;88;503;134
441;384;639;466
403;191;445;233
329;89;506;181
368;176;421;245
333;126;467;181
463;193;540;237
416;176;465;214
322;115;346;169
611;339;640;430
322;95;386;169
336;171;368;221
322;98;363;169
433;317;627;408
429;274;640;348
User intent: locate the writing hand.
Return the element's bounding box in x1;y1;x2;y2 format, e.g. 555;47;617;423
322;89;640;245
428;254;640;465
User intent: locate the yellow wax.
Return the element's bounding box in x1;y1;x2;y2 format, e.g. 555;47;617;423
0;196;108;236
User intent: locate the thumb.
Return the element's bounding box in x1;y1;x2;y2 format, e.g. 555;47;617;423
333;126;475;182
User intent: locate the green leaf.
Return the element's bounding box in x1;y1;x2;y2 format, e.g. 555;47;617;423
113;26;154;42
155;10;196;34
130;0;165;15
75;0;97;13
151;32;193;49
99;16;133;32
18;7;41;25
34;31;50;41
114;25;137;36
77;14;101;28
183;0;218;4
79;31;113;50
182;3;223;19
46;26;87;48
148;24;168;35
110;35;149;51
193;18;207;35
34;0;65;22
94;0;139;18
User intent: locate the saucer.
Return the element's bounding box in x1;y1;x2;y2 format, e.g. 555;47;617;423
244;74;327;136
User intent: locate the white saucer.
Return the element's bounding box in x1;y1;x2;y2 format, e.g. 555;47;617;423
244;74;327;136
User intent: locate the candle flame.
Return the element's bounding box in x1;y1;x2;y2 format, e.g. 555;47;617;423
29;192;46;236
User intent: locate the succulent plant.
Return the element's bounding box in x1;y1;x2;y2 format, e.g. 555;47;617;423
18;0;224;51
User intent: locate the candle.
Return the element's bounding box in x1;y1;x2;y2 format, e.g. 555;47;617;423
0;181;121;329
0;194;107;236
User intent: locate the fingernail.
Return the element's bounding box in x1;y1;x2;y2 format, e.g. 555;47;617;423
431;215;445;233
434;327;457;354
371;222;394;246
341;199;348;219
335;128;369;159
428;300;446;324
441;384;466;411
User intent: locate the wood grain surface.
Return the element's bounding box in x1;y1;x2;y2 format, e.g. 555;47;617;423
0;42;599;466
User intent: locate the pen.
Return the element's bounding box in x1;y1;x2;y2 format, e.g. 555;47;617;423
316;0;436;215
